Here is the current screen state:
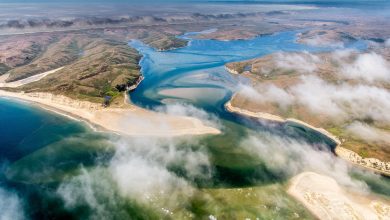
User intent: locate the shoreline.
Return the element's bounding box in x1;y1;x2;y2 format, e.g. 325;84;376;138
127;75;144;91
287;172;390;219
0;90;221;137
0;67;64;88
225;66;240;75
225;99;390;176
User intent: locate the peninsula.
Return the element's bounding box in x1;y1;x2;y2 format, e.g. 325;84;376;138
225;48;390;176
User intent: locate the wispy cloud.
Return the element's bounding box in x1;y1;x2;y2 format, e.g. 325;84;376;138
57;135;213;218
239;83;294;109
291;75;390;123
385;38;390;47
239;48;390;125
0;186;25;220
275;51;321;73
346;121;390;144
156;102;222;129
240;132;370;192
339;52;390;82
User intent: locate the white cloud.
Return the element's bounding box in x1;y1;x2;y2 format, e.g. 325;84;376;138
0;186;25;220
57;136;213;217
291;75;390;123
290;76;346;119
240;132;369;191
57;168;118;219
239;74;390;125
301;35;345;48
385;38;390;47
239;83;294;109
111;156;193;203
275;51;320;73
156;102;221;129
331;48;356;60
346;121;390;144
339;52;390;82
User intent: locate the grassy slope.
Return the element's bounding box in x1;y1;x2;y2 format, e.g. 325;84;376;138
127;28;188;51
5;35;81;82
2;27;189;105
0;34;54;74
18;35;141;104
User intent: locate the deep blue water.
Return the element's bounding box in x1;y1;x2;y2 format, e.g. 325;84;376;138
0;98;88;163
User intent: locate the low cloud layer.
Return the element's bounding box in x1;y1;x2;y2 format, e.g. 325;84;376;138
0;186;25;220
240;132;370;192
385;39;390;47
346;122;390;144
339;52;390;82
275;52;321;73
242;75;390;124
270;49;390;83
291;75;390;123
240;48;390;125
240;83;294;109
110;137;211;202
57;135;212;218
300;35;345;48
156;103;222;129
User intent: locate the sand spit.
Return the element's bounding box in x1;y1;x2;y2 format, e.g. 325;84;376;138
0;67;64;88
225;66;240;75
225;100;341;141
225;101;285;122
336;147;390;177
225;100;390;176
288;172;390;220
0;91;220;137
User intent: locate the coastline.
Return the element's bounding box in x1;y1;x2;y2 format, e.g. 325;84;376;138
0;67;64;88
225;66;240;75
0;90;220;137
127;75;144;91
225;99;390;176
287;172;390;220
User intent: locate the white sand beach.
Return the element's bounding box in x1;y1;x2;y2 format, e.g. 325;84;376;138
335;147;390;176
0;90;220;136
288;172;390;220
225;101;285;122
226;100;341;142
0;67;64;88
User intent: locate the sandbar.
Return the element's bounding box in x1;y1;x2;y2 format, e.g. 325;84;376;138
0;90;220;137
288;172;390;220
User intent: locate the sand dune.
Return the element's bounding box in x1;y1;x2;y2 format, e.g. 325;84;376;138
288;172;390;220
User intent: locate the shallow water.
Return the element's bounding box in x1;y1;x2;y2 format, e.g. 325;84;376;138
129;30;366;113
